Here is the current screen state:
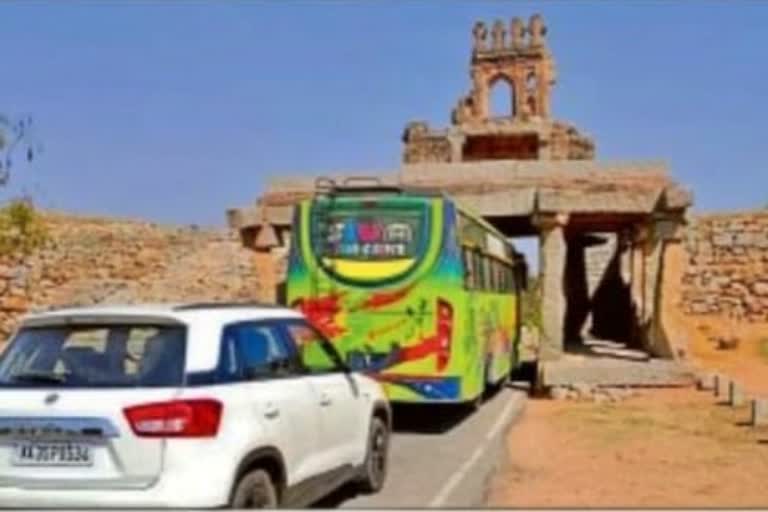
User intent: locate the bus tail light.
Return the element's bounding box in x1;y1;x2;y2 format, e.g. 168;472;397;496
435;298;454;371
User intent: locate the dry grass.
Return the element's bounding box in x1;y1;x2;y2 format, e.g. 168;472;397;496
554;395;761;450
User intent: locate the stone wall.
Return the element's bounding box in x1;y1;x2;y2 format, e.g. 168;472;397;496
0;212;262;348
681;210;768;322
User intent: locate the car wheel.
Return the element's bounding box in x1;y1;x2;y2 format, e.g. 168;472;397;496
230;469;279;509
356;416;389;494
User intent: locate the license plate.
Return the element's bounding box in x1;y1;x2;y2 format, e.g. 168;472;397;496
12;442;93;467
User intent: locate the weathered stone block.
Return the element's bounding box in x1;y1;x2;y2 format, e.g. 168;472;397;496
712;233;734;247
753;281;768;296
751;399;768;426
734;232;756;246
729;381;746;407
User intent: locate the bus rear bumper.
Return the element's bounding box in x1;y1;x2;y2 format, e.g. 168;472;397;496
370;374;463;402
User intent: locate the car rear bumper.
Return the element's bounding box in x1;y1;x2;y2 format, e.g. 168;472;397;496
0;477;226;508
0;441;238;508
0;478;226;509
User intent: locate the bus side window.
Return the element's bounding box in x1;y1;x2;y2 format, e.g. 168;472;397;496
474;251;484;291
482;256;492;292
462;247;475;290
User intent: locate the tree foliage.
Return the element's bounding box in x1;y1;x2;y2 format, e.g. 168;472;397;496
0;115;40;186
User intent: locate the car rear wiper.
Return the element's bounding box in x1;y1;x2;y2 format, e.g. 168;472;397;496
11;370;66;384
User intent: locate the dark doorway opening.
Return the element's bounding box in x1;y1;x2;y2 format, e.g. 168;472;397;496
563;231;642;355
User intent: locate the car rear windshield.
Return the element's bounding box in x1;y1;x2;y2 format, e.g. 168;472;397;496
0;324;186;388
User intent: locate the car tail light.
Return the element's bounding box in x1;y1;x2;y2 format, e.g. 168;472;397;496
123;399;222;438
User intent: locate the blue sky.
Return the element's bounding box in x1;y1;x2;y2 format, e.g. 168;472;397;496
2;1;767;228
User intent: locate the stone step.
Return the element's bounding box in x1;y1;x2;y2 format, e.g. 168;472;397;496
540;359;696;388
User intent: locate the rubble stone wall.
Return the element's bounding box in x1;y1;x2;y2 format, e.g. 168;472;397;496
0;212;262;349
680;209;768;322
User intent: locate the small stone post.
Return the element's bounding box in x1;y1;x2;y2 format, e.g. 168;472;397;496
715;374;730;400
751;399;768;427
697;373;716;391
728;381;745;407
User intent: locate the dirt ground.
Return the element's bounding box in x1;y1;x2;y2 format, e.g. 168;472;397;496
685;317;768;394
487;387;768;508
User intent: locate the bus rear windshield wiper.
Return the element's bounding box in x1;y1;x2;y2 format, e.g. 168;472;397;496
11;371;66;384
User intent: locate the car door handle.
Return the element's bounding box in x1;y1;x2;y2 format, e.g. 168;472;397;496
319;393;332;407
263;402;280;419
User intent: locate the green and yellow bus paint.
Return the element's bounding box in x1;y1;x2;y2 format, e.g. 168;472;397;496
286;186;525;404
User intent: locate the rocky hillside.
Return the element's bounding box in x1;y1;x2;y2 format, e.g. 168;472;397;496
0;211;260;346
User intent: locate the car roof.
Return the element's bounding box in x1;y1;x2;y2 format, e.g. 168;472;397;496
15;303;307;373
19;302;303;327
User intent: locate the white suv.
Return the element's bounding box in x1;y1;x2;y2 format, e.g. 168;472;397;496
0;303;391;508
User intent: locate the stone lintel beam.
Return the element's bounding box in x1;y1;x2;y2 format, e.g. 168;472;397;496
661;184;694;211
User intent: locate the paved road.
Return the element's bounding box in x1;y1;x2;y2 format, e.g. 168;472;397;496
315;385;527;508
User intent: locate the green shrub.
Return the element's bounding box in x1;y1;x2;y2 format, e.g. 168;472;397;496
520;275;542;331
0;199;49;257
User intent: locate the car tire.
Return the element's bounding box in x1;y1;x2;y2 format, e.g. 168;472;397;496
356;416;390;494
230;469;279;509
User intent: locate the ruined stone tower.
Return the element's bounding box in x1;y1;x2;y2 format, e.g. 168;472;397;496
403;14;595;163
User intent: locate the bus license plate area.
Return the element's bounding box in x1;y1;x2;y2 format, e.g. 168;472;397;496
12;441;94;467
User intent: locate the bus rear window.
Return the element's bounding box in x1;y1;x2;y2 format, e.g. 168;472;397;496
312;208;424;261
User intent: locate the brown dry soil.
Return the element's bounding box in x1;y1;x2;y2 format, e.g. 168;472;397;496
486;388;768;508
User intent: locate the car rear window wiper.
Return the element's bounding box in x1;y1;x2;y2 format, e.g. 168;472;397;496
11;370;67;384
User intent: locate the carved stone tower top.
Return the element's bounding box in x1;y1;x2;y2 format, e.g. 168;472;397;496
459;14;555;124
403;14;595;163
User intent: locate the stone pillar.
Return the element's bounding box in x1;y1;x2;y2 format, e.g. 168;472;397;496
447;132;466;163
245;221;290;305
629;226;646;318
253;250;279;303
647;215;686;358
534;212;569;362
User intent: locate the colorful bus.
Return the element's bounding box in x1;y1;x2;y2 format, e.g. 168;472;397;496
286;180;526;405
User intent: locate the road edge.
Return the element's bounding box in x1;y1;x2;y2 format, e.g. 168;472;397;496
476;389;527;507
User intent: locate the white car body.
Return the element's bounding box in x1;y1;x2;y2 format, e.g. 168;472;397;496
0;303;391;508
